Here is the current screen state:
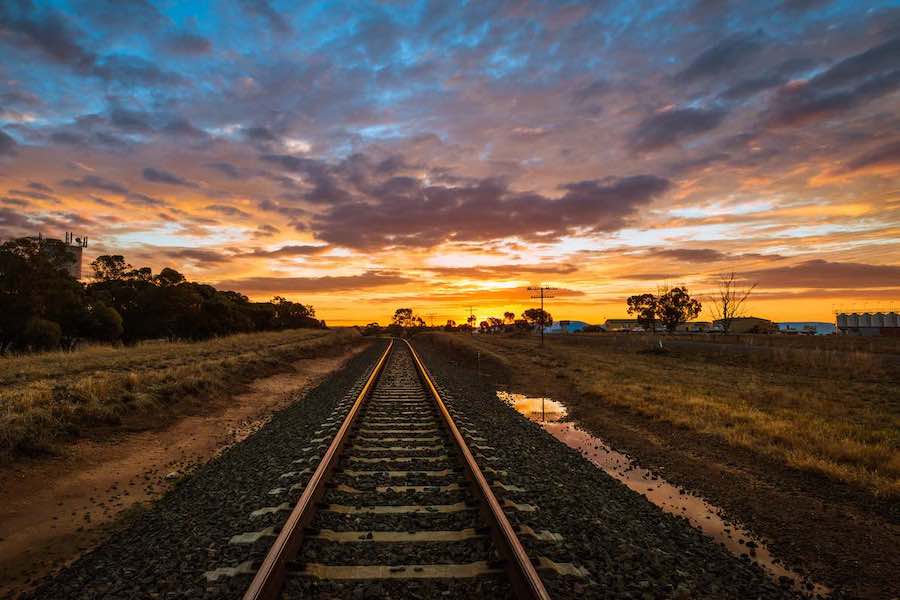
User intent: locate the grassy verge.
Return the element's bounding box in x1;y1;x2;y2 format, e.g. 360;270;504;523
0;328;361;462
435;332;900;498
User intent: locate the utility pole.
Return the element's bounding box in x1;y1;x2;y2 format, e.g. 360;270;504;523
466;306;476;333
528;286;556;346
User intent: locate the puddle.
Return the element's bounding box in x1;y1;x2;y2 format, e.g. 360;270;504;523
497;391;829;598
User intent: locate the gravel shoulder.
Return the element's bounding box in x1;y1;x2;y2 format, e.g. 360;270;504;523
17;340;387;600
412;336;808;600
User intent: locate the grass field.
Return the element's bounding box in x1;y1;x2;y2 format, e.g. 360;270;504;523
0;328;360;462
429;332;900;498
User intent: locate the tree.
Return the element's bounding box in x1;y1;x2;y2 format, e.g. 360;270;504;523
503;311;515;325
626;293;658;332
156;267;185;287
657;286;702;332
521;308;552;328
444;319;456;331
487;317;503;330
466;314;477;329
709;272;757;334
91;255;131;282
392;308;414;328
0;238;88;352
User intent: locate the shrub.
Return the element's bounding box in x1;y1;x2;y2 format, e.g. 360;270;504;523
23;318;62;351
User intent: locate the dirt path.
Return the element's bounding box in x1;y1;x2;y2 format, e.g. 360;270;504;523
0;346;366;599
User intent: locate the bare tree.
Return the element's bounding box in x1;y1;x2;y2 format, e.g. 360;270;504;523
709;272;757;334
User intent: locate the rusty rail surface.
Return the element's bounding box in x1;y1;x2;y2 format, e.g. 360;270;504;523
402;338;551;600
243;337;550;600
242;339;394;600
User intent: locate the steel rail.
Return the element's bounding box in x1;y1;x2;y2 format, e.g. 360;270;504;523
402;338;551;600
242;339;394;600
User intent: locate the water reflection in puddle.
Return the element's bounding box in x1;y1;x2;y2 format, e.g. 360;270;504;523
497;391;828;598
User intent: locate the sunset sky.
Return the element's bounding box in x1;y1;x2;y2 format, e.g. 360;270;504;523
1;1;899;326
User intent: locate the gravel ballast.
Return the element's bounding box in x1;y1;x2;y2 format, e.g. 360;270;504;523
22;341;387;600
412;335;810;600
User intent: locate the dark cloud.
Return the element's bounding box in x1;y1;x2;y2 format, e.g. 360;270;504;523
631;108;727;152
50;131;86;146
666;151;732;176
744;260;900;288
163;32;211;55
0;89;41;107
778;0;832;13
28;181;52;192
253;224;280;238
217;270;410;293
7;188;56;201
160;117;208;139
206;204;252;219
312;173;670;249
2;197;30;207
678;32;764;82
813;36;900;90
243;126;280;142
763;37;900;127
110;107;153;132
0;2;95;69
843;140;900;172
260;154;353;204
164;248;227;265
126;193;167;207
721;58;818;100
649;248;727;262
142;167;198;187
425;263;579;277
238;0;292;35
0;129;17;156
247;244;329;257
93;54;183;86
572;80;610;104
206;162;243;179
88;195;118;208
0;206;33;231
60;174;129;195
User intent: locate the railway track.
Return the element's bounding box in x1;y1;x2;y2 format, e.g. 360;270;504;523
236;338;555;599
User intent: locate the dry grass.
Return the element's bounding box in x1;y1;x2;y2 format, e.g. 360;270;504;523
447;332;900;498
0;328;359;461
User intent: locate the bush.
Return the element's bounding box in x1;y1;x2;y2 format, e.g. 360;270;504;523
91;304;124;342
23;318;62;351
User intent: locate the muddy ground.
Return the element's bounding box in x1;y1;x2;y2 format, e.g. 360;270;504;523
0;343;368;599
451;336;899;600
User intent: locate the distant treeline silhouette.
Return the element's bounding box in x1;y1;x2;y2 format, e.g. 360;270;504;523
0;237;324;353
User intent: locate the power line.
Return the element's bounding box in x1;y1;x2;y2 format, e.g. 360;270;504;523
528;286;556;346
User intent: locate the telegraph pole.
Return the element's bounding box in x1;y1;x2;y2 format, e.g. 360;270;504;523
466;306;476;332
528;286;556;346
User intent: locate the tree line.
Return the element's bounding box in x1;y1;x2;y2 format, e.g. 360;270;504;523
0;237;324;354
361;307;553;336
